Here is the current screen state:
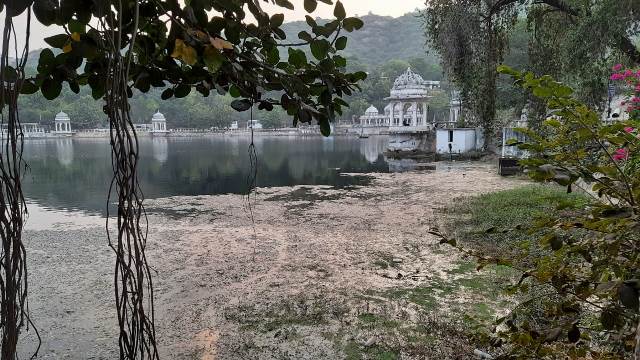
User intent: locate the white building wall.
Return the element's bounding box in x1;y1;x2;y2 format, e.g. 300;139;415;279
436;129;477;154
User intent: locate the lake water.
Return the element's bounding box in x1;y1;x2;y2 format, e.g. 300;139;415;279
22;136;391;216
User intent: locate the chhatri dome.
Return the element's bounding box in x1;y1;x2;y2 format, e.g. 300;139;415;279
55;111;70;121
364;105;379;116
152;111;166;122
389;67;430;99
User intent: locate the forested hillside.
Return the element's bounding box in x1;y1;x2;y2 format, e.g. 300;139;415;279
282;12;437;66
18;12;449;129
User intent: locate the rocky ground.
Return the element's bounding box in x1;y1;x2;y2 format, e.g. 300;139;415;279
19;162;524;359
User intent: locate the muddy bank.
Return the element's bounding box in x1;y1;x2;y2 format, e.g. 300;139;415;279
20;162;524;359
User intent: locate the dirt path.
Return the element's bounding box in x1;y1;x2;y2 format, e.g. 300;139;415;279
20;162;524;359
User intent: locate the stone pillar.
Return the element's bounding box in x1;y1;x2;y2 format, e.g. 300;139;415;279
412;102;418;126
398;102;404;126
423;103;428;126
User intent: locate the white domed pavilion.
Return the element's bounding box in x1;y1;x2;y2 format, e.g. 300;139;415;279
385;67;437;127
54;111;72;134
150;111;169;135
358;67;440;128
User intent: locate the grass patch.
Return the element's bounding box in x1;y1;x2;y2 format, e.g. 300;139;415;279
443;184;590;259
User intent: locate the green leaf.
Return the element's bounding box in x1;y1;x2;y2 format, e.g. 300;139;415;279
270;13;285;28
288;48;307;68
497;64;520;77
161;88;174;100
304;0;317;13
335;36;347;50
44;34;70;49
342;17;363;32
231;99;252;112
310;39;330;60
229;85;241;98
33;0;58;26
88;74;105;100
41;77;62;100
274;0;294;10
532;86;552;98
334;1;346;20
320;119;331;136
174;84;191;98
68;19;86;34
20;80;39;95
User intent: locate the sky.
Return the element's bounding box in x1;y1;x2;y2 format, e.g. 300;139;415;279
4;0;426;51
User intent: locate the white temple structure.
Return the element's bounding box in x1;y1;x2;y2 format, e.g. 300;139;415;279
448;91;462;127
358;68;440;130
150;111;169;135
53;111;73;135
603;95;630;124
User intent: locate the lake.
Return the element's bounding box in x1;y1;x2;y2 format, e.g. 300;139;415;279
22;136;391;216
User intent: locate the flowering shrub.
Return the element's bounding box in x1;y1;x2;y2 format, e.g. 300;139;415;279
465;65;640;358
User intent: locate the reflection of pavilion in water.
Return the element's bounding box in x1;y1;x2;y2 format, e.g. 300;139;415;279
359;137;388;163
151;137;168;163
55;138;74;166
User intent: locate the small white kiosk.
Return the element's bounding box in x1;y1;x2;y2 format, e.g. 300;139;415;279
53;111;73;136
150;111;169;136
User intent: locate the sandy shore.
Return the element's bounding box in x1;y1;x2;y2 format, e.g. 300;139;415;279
19;162;524;359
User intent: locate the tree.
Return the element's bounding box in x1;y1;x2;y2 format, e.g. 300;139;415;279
0;1;367;359
423;0;517;149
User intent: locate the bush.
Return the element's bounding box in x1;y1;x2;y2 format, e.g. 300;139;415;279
437;65;640;359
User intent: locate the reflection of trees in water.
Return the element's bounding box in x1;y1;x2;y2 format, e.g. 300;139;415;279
22;137;390;215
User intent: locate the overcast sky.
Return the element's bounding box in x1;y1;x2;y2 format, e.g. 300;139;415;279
4;0;426;51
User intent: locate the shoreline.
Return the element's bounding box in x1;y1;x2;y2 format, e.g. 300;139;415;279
20;163;525;359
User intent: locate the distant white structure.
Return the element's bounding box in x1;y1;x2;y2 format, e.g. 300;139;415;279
150;111;169;136
436;128;483;154
448;91;462;126
53;111;73;135
359;105;384;126
359;67;440;130
603;95;630;124
386;67;435;129
247;120;263;130
230;121;239;130
501;108;530;159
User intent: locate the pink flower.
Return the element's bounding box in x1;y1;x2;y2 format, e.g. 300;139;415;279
611;73;624;80
625;69;634;77
613;148;629;161
624;127;635;133
613;64;623;71
632;97;640;103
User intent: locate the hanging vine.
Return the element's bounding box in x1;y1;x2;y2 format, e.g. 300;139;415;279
100;1;159;358
0;8;40;360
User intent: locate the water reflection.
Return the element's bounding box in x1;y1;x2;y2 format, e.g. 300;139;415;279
55;139;74;166
359;136;388;163
22;136;391;215
152;137;169;163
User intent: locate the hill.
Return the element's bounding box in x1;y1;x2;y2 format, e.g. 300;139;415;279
282;12;437;66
